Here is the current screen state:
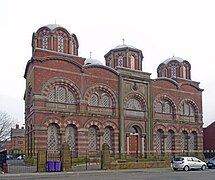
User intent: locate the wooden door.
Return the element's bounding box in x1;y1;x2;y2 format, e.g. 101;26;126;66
129;135;138;155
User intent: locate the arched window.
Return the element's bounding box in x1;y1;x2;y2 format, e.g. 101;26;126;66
57;86;66;103
161;68;166;77
47;86;76;104
131;55;135;69
103;127;114;151
48;88;55;102
166;130;175;150
180;102;196;117
90;94;99;106
42;34;48;49
156;129;164;152
101;94;110;107
48;124;58;150
65;125;77;151
189;131;197;150
181;131;188;151
164;102;172;113
58;35;64;52
88;126;98;151
67;89;75;104
155;100;172;114
171;66;176;77
182;66;186;79
126;99;142;110
155;102;162;113
118;56;123;67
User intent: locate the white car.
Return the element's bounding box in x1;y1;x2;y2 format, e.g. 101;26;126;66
172;157;206;171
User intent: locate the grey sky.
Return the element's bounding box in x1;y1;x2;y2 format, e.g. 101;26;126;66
0;0;214;127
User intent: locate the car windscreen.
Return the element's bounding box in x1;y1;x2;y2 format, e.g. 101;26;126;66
174;157;184;161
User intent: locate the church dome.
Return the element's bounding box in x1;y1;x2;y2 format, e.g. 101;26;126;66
114;44;137;50
85;58;103;65
163;56;185;64
32;24;79;56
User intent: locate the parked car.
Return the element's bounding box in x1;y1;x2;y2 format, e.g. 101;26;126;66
172;156;207;171
207;157;215;169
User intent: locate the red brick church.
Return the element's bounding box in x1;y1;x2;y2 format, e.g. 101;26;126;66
24;24;204;158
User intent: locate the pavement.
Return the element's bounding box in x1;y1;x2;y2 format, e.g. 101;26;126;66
0;167;172;178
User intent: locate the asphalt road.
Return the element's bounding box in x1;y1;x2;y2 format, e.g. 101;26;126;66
1;168;215;180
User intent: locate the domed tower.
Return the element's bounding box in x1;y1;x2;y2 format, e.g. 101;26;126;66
157;56;191;80
104;42;143;71
31;24;79;56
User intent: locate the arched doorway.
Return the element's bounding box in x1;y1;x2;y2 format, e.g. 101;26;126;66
127;125;143;157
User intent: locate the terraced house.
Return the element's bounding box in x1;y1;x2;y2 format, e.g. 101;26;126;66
24;24;204;159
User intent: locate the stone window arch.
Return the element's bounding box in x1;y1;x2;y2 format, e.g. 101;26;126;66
65;125;77;151
48;124;58;150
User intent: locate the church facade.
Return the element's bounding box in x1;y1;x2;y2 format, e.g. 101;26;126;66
24;24;204;158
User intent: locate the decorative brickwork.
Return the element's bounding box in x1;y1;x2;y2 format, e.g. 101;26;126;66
24;24;204;159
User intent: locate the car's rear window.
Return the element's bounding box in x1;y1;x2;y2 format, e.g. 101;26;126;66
174;157;184;161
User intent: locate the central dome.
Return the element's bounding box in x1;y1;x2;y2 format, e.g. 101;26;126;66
114;44;137;50
85;58;103;65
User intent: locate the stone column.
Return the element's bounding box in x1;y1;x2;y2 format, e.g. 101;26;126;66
126;133;130;154
61;142;71;172
141;134;146;156
37;150;46;172
77;128;88;157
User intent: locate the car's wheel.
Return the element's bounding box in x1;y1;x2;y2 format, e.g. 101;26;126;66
173;167;178;171
201;165;206;170
183;165;189;171
208;166;212;169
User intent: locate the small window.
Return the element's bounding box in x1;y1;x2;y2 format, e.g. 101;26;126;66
58;35;64;52
131;55;135;69
42;34;48;49
171;66;176;77
182;66;186;79
118;56;123;67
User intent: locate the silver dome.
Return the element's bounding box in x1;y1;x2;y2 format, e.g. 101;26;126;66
85;58;103;65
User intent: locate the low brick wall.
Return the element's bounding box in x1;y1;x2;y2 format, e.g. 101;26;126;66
110;161;170;169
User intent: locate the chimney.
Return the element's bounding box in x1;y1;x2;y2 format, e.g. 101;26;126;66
16;124;19;129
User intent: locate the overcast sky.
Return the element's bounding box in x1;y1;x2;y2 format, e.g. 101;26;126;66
0;0;214;127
